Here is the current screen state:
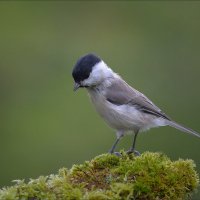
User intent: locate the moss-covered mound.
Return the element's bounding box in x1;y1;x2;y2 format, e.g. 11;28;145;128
0;152;199;200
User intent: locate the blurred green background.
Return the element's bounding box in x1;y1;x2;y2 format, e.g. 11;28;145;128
0;1;200;198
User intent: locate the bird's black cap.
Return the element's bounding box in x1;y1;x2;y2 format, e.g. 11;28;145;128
72;53;101;83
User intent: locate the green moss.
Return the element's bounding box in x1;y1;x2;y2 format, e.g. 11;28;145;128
0;152;199;200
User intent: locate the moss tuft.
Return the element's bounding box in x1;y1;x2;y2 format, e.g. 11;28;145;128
0;151;199;200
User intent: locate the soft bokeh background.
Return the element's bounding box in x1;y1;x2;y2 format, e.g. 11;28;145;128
0;1;200;198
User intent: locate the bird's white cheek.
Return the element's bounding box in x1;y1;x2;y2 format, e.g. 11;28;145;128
82;61;113;87
82;76;100;87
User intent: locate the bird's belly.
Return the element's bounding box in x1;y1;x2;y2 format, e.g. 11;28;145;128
88;91;151;131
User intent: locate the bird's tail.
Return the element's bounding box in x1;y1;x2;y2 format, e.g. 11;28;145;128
167;120;200;138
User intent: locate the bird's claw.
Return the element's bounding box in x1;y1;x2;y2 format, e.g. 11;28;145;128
126;149;140;156
109;151;121;157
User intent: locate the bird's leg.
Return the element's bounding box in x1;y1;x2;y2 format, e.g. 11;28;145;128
109;132;124;156
127;131;140;156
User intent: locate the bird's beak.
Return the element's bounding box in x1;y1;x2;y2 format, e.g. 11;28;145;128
73;82;80;91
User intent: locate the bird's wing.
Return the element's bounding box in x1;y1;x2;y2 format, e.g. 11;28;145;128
105;78;170;120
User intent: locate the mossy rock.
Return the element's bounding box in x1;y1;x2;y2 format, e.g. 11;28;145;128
0;151;199;200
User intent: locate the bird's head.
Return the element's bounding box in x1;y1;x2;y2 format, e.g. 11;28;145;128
72;53;113;91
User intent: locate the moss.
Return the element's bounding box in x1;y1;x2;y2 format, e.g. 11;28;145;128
0;151;199;200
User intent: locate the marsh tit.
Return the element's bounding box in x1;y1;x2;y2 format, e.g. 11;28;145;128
72;53;200;155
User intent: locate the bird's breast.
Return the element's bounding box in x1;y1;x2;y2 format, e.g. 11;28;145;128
87;89;143;131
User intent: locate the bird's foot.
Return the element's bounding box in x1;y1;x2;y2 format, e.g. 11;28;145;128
109;151;121;157
113;152;122;157
126;149;140;156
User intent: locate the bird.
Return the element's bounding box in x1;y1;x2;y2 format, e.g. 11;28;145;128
72;53;200;155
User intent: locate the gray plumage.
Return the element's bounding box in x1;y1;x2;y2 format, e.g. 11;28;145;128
105;78;170;120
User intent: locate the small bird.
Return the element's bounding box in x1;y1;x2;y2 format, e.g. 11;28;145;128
72;53;200;155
